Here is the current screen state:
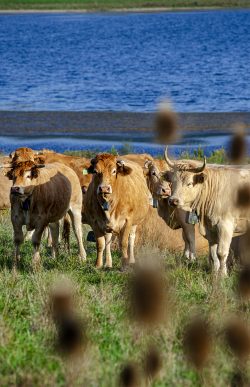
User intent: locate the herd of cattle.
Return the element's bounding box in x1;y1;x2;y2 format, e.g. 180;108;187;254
0;146;249;276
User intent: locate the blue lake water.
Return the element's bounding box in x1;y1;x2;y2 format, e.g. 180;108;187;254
0;10;249;112
1;131;250;157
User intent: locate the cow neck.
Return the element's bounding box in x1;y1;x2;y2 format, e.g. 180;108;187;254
192;169;218;223
21;197;31;211
98;194;116;220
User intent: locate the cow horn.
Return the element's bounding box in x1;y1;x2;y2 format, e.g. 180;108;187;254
164;147;175;168
36;164;46;169
0;163;12;168
193;156;206;173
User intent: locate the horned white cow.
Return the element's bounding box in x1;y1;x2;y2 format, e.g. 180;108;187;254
165;148;250;276
143;159;196;260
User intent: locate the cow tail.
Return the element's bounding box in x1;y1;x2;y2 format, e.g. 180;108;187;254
62;215;71;252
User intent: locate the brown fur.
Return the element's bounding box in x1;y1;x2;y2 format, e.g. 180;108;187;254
9;155;86;267
84;153;150;268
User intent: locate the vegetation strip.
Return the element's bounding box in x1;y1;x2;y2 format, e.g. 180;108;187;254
0;0;249;11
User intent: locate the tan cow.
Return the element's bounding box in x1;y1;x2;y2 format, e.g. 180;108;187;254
26;149;92;193
0;156;12;210
143;159;196;260
83;153;149;269
5;151;86;269
165;148;250;276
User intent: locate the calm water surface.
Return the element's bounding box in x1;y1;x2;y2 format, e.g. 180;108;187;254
0;10;249;112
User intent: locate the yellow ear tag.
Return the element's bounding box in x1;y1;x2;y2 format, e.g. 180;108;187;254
82;169;88;175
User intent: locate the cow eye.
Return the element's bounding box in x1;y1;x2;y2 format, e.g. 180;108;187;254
151;171;156;176
27;175;31;179
112;169;117;175
187;182;193;187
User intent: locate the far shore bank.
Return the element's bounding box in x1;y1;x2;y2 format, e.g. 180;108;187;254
0;111;249;136
0;7;233;13
0;5;249;13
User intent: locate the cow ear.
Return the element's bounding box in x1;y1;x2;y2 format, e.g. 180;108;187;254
117;160;132;176
31;167;39;179
163;171;173;182
120;165;132;175
87;165;95;174
193;173;207;185
143;160;153;176
5;169;13;180
35;155;45;164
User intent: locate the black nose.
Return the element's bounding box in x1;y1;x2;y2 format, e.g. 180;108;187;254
168;197;179;207
11;186;20;194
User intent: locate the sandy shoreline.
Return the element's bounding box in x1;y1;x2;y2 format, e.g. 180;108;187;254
0;7;244;14
0;111;249;136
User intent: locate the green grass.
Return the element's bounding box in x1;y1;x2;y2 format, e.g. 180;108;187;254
0;0;249;10
0;210;249;386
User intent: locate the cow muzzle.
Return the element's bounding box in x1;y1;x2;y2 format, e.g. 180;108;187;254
168;196;180;207
98;185;112;195
11;186;24;195
158;187;171;198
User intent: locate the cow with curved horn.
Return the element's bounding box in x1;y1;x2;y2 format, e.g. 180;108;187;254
143;150;199;261
6;147;86;270
166;146;250;276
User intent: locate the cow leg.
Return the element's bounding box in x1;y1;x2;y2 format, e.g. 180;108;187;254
25;229;34;241
49;222;60;259
120;220;132;269
46;227;53;248
105;232;112;268
68;208;86;262
96;235;105;268
217;221;234;277
13;225;24;271
182;230;190;259
128;225;137;264
31;226;45;269
209;243;220;274
182;224;196;261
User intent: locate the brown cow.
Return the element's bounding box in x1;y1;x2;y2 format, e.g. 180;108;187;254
83;153;149;269
5;151;86;269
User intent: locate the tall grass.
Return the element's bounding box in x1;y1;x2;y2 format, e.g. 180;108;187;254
0;210;248;386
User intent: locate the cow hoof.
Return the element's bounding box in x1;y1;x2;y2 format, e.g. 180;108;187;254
79;256;87;263
12;266;18;277
32;257;41;272
95;264;103;269
120;263;131;273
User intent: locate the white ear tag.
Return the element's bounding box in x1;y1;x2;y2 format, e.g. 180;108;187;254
82;169;88;175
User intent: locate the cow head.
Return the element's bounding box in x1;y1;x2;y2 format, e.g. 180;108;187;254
9;147;36;164
164;147;207;211
6;160;45;198
88;153;132;201
143;160;172;200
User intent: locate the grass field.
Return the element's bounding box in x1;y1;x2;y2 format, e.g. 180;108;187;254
0;148;249;386
0;0;249;10
0;206;248;385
